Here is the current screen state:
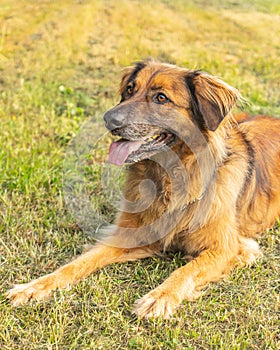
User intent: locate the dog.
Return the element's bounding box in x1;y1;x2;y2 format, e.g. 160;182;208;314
7;60;280;318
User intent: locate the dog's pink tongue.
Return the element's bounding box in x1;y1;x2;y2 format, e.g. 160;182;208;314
108;140;142;166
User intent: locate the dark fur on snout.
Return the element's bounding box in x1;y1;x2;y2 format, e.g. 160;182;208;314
111;123;164;140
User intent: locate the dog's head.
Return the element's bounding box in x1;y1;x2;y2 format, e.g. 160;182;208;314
104;60;241;165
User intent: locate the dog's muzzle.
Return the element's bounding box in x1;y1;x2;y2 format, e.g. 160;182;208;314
103;104;132;131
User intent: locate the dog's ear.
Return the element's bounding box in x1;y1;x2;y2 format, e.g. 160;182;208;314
185;71;241;131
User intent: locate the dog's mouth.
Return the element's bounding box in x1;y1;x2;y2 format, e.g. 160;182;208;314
108;129;176;166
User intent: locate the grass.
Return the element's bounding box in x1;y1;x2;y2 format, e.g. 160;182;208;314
0;0;279;349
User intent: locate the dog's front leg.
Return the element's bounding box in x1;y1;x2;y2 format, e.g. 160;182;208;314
133;248;236;319
7;241;158;306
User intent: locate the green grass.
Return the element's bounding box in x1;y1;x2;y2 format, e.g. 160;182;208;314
0;0;279;349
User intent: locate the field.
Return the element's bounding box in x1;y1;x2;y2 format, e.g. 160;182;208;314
0;0;279;349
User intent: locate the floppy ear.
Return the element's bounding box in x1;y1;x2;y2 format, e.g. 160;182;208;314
186;71;241;131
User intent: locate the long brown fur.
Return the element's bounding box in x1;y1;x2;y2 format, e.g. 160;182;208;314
7;61;280;318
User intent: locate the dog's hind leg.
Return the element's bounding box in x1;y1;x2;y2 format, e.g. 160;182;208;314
236;237;262;266
7;242;158;306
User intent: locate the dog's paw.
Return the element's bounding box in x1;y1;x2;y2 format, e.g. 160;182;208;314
237;238;262;266
132;290;180;319
7;277;55;306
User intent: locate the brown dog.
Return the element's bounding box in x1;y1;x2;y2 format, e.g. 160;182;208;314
7;60;280;318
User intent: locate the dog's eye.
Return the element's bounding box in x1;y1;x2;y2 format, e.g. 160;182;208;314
154;93;169;104
126;83;134;95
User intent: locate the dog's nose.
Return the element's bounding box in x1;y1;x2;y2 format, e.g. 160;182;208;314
103;108;126;130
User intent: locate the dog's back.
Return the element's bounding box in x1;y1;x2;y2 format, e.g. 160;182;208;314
236;115;280;236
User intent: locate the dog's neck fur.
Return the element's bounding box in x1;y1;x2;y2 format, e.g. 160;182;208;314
122;122;229;222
